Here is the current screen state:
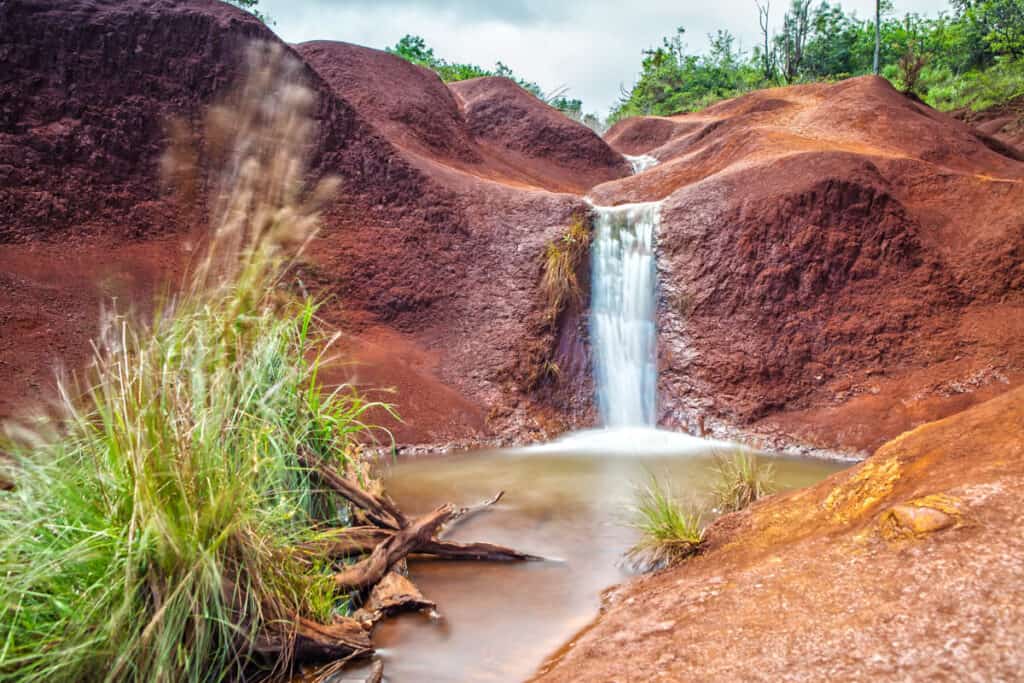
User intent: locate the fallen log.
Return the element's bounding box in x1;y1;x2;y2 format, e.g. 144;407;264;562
333;505;457;592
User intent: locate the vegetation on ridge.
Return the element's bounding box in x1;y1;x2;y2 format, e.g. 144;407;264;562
0;43;385;682
387;34;604;129
613;0;1024;121
711;448;777;513
627;473;705;571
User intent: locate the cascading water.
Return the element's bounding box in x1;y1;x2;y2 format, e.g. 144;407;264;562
524;155;725;453
590;202;660;428
624;153;659;174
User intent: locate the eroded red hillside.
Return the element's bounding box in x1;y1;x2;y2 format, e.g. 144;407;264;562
0;0;619;445
597;77;1024;455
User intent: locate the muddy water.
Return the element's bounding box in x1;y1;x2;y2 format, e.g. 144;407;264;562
351;446;845;682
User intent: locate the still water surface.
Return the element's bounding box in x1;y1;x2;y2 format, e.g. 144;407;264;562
344;444;845;682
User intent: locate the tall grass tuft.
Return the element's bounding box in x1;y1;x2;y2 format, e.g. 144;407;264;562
540;214;590;318
0;42;385;682
710;447;776;513
626;473;704;571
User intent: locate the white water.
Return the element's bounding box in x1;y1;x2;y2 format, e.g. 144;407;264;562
520;426;729;456
624;153;659;174
590;201;661;428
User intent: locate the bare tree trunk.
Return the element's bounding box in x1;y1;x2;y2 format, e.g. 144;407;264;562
756;0;772;80
874;0;881;75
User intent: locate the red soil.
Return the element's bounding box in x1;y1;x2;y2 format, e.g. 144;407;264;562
1;2;1021;458
537;385;1024;681
597;77;1024;456
0;0;616;444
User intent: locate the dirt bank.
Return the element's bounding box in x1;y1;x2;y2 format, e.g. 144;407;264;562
537;385;1024;681
597;77;1024;456
0;0;622;444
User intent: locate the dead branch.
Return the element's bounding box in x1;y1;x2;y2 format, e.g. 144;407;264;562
298;449;407;530
333;505;457;592
419;539;545;562
253;616;372;664
440;490;504;538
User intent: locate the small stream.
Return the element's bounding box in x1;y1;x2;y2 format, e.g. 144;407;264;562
347;445;844;682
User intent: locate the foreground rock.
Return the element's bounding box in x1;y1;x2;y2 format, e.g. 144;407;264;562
536;386;1024;681
599;77;1024;456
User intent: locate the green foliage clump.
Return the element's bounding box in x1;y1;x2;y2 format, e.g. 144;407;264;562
386;34;603;125
0;43;385;682
613;0;1024;122
613;28;762;121
627;473;705;571
226;0;272;24
711;448;776;513
540;214;591;318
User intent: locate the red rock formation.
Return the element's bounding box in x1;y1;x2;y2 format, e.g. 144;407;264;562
537;385;1024;681
0;0;620;444
2;2;1022;456
596;77;1024;456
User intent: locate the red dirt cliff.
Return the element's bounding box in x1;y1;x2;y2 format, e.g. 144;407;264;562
0;0;622;444
598;77;1024;456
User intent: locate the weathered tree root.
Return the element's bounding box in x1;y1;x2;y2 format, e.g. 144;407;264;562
285;452;542;679
333;504;458;591
297;449;405;530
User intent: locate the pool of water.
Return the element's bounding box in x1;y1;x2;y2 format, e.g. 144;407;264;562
342;439;846;682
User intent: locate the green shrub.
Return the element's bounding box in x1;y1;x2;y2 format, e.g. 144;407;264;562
0;43;387;682
710;448;776;513
540;214;590;318
627;473;705;571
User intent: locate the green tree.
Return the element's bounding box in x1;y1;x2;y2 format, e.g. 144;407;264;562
226;0;271;24
954;0;1024;57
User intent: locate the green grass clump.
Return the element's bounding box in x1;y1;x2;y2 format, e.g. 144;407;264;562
627;474;705;571
710;448;776;513
0;42;385;682
540;214;590;318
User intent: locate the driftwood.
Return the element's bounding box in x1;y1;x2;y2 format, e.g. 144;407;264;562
333;505;457;591
354;570;437;626
441;489;505;538
419;539;544;562
297;450;406;530
305;526;542;563
286;453;540;680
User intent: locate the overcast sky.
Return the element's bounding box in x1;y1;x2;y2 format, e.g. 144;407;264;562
261;0;951;115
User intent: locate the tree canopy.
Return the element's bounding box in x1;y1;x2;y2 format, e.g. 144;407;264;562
612;0;1024;122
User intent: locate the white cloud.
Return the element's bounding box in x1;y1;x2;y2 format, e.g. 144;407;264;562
261;0;952;115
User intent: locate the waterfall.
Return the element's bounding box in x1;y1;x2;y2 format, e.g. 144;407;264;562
624;154;659;174
590;202;660;428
